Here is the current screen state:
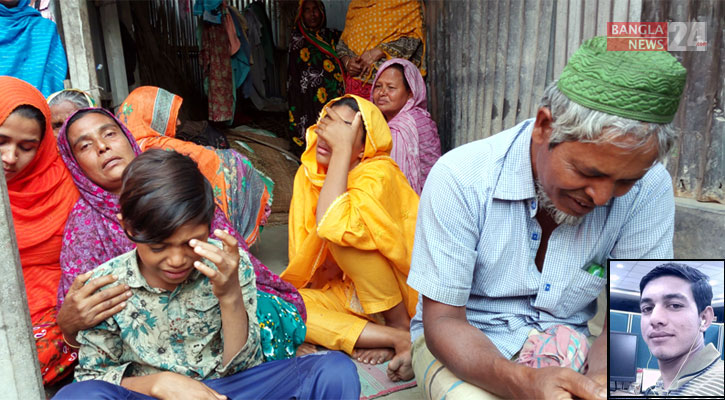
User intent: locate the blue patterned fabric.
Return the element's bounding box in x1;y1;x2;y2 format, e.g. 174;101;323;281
0;0;67;97
408;119;675;358
192;0;223;24
214;148;273;245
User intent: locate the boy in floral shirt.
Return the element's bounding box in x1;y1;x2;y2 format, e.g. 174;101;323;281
54;150;359;399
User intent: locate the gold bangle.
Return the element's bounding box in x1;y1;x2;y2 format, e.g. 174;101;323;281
62;333;80;349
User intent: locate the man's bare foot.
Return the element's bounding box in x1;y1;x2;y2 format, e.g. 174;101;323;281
387;347;413;382
296;342;319;357
352;347;395;364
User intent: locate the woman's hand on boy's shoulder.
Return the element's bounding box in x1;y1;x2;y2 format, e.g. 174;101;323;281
57;270;132;344
190;229;243;304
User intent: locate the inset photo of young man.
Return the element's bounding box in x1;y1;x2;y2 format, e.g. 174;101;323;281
609;260;724;397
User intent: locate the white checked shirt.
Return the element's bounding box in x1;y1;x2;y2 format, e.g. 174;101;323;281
408;119;674;358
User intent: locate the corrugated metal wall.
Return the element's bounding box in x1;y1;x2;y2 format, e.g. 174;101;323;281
129;0;286;119
641;0;724;203
426;0;723;204
426;0;642;150
140;0;282;91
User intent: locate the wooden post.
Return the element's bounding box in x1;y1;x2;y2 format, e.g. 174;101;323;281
99;0;129;111
117;0;140;92
58;0;101;102
0;173;44;399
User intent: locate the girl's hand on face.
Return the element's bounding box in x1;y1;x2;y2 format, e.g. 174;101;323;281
189;230;242;302
315;107;362;155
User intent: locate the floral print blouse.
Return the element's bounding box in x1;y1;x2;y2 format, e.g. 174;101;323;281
286;6;344;151
74;240;263;385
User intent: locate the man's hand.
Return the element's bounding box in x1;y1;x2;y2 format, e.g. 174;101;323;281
423;297;607;400
512;367;607;400
190;230;242;302
585;371;607;386
57;271;131;345
584;318;607;387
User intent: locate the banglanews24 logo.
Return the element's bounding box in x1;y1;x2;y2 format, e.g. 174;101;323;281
607;22;707;51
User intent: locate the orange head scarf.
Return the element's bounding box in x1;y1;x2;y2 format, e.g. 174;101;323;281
1;76;79;318
116;86;183;141
283;95;419;315
116;86;230;217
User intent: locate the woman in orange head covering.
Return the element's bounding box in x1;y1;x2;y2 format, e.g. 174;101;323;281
282;95;418;382
0;75;80;385
117;86;272;246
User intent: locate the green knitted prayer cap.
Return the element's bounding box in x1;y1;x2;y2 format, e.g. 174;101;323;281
557;36;687;123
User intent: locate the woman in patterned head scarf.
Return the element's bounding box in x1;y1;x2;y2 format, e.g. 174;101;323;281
55;107;306;360
371;58;440;194
286;0;345;153
117;86;272;247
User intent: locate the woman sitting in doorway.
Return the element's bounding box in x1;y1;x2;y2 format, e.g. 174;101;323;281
117;86;272;247
282;95;419;382
371;58;440;194
55;108;305;361
0;76;79;385
46;89;95;137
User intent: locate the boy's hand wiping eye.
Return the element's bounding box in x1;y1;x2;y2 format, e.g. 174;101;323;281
189;229;242;302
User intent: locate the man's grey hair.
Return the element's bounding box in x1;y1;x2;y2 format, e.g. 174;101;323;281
538;82;678;162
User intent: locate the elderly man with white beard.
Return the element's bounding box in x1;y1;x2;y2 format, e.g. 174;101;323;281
404;36;688;400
